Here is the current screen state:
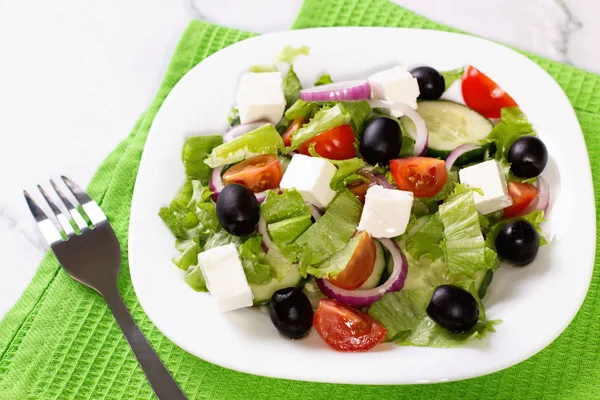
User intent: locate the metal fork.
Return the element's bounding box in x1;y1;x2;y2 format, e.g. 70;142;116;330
24;177;187;400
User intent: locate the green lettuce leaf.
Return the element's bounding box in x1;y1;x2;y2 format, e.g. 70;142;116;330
441;67;465;90
238;235;273;284
438;184;488;278
170;181;194;214
401;255;448;291
485;210;547;251
275;45;309;64
172;241;202;271
260;189;311;224
308;144;364;189
339;101;371;134
205;124;284;168
182;135;223;183
404;214;444;261
306;235;361;278
184;265;208;292
284;66;302;107
249;64;278;73
187;180;213;209
289;105;349;150
284;99;318;121
158;207;200;240
268;215;313;246
228;106;240;126
295;190;362;269
314;74;333;86
265;246;293;282
484;107;535;163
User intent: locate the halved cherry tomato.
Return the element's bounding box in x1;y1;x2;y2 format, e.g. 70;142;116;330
347;181;370;203
313;299;387;352
462;65;517;119
503;182;538;218
222;155;282;193
389;157;448;198
282;117;308;147
298;124;357;160
327;232;376;290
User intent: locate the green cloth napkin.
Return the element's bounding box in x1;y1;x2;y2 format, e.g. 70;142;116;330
1;0;599;398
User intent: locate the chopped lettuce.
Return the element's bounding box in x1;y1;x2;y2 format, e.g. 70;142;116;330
184;265;207;292
284;99;318;120
187;180;213;209
438;184;489;278
314;74;333;86
295;190;362;269
404;214;444;261
275;45;309;64
268;215;313;246
289;105;349;150
260;189;311;224
402;255;448;291
239;235;273;284
441;67;465;90
172;241;202;271
249;64;278;73
158;207;199;240
284;66;302;107
170;181;194;214
307;235;361;278
339;101;371;134
484;107;535;163
182;135;223;183
204;124;284;168
265;246;293;282
368;281;498;346
228;106;240;126
485;210;547;250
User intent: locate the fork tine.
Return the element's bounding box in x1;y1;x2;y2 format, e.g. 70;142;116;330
61;176;106;226
50;179;88;231
24;190;63;244
38;184;75;236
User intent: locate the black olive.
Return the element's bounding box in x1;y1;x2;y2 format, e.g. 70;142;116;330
427;285;479;333
215;183;259;237
359;117;402;165
269;287;313;339
410;66;445;100
508;136;548;179
495;220;540;266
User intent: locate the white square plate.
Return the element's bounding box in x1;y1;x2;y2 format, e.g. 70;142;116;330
128;27;595;384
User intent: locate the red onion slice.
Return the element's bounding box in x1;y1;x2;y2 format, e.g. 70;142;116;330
308;203;323;221
316;238;408;308
300;80;371;102
258;216;273;252
358;169;396;189
445;144;481;171
535;176;550;213
222;121;267;143
209;166;269;203
368;99;428;156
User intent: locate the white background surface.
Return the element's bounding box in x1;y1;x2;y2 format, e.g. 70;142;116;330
0;0;598;318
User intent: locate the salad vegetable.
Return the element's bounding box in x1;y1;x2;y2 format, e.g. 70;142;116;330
159;49;550;352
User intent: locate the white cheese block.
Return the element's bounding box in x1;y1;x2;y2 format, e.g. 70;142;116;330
279;154;337;208
358;185;414;238
198;243;253;313
458;160;513;215
236;72;286;125
368;66;420;117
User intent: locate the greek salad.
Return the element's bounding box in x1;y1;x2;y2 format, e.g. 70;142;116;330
159;46;549;352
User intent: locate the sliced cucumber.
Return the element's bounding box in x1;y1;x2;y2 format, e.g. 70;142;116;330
475;269;494;299
250;264;304;305
401;101;493;163
358;240;387;290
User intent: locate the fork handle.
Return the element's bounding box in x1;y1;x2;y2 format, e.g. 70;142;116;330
102;288;188;400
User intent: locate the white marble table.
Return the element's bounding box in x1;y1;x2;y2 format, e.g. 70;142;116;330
0;0;598;319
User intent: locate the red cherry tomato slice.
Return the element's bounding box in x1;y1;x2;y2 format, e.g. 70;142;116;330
462;66;517;119
503;181;539;218
326;232;376;290
282;117;309;147
298;124;357;160
389;157;448;198
222;154;282;193
313;299;387;352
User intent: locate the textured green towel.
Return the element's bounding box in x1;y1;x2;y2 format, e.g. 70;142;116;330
1;0;599;398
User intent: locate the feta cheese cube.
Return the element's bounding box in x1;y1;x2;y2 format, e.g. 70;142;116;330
458;160;513;215
279;154;337;208
236;72;285;125
198;243;253;313
368;66;420;117
358;185;414;238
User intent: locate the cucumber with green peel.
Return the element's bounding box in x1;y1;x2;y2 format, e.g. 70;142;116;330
358;240;387;290
475;269;494;299
401;101;493;165
250;264;305;305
